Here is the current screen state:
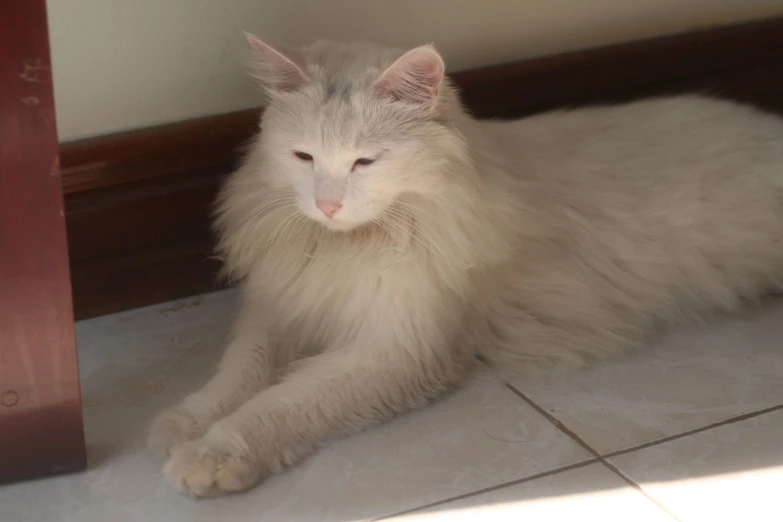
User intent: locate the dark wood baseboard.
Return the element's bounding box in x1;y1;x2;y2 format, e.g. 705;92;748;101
62;16;783;319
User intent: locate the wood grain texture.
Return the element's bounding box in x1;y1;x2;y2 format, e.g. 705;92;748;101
0;0;86;482
61;16;783;319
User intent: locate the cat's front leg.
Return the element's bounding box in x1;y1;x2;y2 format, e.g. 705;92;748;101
148;291;283;458
162;334;473;497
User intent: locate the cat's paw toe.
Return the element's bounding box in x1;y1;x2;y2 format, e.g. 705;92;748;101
148;408;205;459
163;441;262;498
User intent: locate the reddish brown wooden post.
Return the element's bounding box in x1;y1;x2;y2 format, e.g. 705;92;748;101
0;0;87;482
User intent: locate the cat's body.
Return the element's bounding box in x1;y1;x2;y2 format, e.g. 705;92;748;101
149;39;783;497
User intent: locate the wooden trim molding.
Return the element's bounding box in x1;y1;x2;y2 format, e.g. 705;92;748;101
62;16;783;319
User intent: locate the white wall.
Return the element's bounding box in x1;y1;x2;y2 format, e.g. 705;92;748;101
47;0;783;141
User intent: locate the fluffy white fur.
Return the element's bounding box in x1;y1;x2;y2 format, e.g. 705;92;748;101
149;36;783;497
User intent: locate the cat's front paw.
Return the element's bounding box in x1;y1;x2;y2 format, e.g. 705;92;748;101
148;408;205;459
163;439;263;498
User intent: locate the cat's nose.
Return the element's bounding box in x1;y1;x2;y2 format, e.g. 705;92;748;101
316;199;342;218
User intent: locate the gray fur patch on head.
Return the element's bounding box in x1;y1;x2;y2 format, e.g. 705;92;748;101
323;80;355;103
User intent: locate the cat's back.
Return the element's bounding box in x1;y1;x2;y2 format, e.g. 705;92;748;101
478;95;783;238
483;95;783;186
468;96;783;367
480;94;783;244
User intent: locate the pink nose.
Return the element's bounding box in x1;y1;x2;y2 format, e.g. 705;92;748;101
316;200;342;218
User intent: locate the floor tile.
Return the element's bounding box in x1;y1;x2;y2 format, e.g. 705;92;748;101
388;462;676;521
507;299;783;454
0;291;591;522
609;409;783;522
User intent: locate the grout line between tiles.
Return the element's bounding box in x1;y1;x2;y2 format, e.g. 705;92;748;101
379;386;783;521
598;459;684;521
602;402;783;459
504;383;684;522
376;458;599;521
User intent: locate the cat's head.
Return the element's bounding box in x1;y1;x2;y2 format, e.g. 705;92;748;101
245;35;466;232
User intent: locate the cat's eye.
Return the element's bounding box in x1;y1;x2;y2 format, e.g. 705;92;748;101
353;157;375;167
293;151;313;161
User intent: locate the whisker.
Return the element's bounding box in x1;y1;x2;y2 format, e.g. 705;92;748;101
281;213;308;248
267;211;300;252
379;211;461;274
233;196;298;239
382;206;458;268
387;203;475;270
394;200;445;225
273;212;302;252
247;203;297;241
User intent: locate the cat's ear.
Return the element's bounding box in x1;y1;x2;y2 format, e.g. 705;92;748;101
375;45;445;109
245;33;308;92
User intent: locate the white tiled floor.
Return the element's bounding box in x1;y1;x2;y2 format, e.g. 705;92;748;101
2;290;782;522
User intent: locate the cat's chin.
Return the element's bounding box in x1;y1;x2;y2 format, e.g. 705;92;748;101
316;218;364;232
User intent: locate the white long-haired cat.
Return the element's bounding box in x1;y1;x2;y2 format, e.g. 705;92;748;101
148;34;783;497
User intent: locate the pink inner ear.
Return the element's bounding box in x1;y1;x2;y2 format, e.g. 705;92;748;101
245;33;307;92
376;45;445;107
